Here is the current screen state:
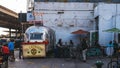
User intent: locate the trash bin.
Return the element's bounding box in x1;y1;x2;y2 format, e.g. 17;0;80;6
95;61;104;68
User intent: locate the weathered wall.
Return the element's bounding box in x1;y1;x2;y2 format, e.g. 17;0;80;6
94;3;120;46
34;2;94;45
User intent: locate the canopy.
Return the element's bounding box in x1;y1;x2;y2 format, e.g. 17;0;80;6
103;28;120;33
71;29;89;34
103;27;120;41
4;30;21;33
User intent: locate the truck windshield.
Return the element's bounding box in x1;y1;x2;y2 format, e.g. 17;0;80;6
30;33;43;40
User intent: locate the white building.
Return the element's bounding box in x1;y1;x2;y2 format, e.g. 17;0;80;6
27;1;120;46
31;2;95;45
94;3;120;46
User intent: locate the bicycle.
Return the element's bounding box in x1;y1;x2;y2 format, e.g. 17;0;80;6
107;51;120;68
107;60;120;68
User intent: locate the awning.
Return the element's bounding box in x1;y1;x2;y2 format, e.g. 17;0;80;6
102;28;120;33
71;29;89;34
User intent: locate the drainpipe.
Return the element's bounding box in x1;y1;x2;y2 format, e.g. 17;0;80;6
114;4;117;42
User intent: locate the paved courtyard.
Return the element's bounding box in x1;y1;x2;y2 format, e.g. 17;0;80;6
6;51;117;68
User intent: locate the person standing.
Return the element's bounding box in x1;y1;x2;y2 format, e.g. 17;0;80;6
106;41;114;57
81;38;88;62
8;39;15;60
18;40;23;59
2;43;9;62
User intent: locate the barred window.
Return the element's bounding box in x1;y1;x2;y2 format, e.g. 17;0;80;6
30;33;43;40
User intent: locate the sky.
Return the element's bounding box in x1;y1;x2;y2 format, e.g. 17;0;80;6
0;0;27;13
0;0;27;35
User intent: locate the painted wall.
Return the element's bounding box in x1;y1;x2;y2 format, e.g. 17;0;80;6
33;2;94;45
94;3;120;46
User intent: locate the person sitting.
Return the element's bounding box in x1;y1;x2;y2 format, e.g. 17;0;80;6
94;40;101;48
106;41;114;57
68;40;74;58
57;39;63;58
113;40;119;55
69;40;74;47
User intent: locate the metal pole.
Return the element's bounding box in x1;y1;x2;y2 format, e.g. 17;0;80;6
9;28;11;39
114;4;117;41
21;23;24;40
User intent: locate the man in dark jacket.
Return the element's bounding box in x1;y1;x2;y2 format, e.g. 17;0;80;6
81;38;88;62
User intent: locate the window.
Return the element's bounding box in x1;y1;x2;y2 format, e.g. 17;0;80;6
30;33;43;40
118;33;120;43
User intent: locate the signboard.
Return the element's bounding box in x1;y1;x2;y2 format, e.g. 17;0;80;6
18;13;27;22
34;2;93;11
34;0;120;3
27;11;34;22
22;44;46;57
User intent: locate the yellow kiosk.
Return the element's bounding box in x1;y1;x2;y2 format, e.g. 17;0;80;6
22;43;46;58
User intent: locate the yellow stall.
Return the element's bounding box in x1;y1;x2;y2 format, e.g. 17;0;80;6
22;43;46;58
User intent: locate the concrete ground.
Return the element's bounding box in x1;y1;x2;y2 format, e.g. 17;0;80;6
7;50;119;68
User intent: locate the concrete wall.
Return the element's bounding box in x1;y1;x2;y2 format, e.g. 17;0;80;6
94;3;120;46
34;2;94;45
